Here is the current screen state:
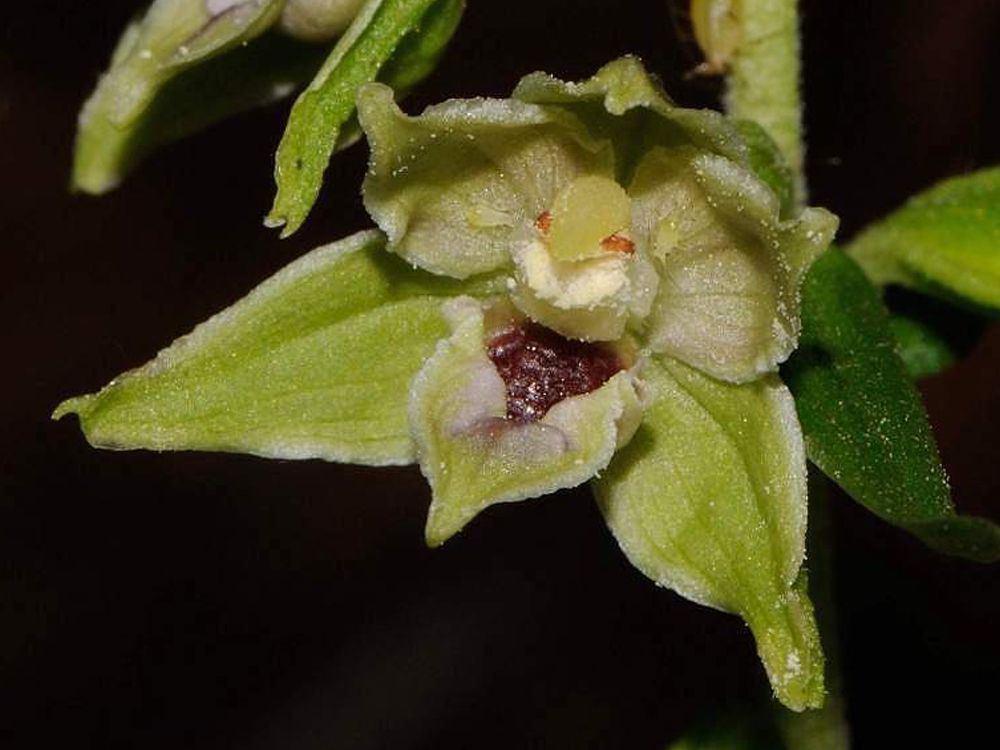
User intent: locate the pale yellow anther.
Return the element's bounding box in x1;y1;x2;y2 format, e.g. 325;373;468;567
548;175;631;261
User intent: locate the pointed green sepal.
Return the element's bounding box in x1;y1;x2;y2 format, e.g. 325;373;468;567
54;231;505;465
410;298;644;546
596;356;824;710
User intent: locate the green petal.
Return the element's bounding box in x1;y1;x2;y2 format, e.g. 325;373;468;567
73;0;283;193
267;0;465;236
512;57;834;374
410;299;644;546
783;250;1000;562
54;231;505;465
358;83;614;278
632;147;836;382
847;166;1000;310
513;56;748;182
733;119;796;219
596;356;824;711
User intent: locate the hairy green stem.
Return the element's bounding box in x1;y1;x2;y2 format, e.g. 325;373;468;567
724;0;805;204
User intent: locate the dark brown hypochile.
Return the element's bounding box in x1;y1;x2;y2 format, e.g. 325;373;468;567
486;322;624;423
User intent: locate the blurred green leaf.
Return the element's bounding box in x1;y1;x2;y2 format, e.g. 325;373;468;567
783;250;1000;562
54;231;504;465
267;0;465;236
889;315;959;380
667;712;783;750
848;166;1000;311
886;287;988;380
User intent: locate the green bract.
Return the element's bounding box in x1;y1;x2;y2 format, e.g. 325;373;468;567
57;58;838;710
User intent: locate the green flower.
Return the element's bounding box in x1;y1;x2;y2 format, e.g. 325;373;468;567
71;0;404;194
57;57;836;711
73;0;287;193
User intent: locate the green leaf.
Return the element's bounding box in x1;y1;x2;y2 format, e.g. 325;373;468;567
783;250;1000;562
267;0;465;236
377;0;464;92
54;231;505;465
848;166;1000;310
410;299;643;546
73;0;284;193
596;356;824;711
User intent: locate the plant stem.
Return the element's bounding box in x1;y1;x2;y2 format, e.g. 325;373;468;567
724;0;805;204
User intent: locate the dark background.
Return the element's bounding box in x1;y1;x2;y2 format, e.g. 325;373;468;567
3;1;999;747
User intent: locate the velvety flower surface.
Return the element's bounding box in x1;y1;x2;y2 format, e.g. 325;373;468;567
57;58;836;710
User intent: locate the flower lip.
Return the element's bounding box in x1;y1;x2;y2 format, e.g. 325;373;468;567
486;321;626;423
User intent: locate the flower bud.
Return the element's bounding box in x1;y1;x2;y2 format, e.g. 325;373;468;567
279;0;366;42
73;0;285;193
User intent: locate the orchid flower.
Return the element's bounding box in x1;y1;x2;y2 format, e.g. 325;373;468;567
56;57;837;710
